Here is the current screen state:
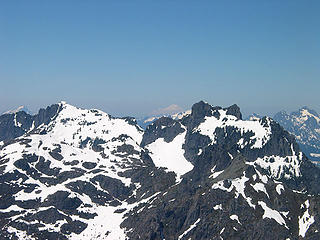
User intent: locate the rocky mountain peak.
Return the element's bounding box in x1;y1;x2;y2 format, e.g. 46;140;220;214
300;106;317;113
224;104;242;120
190;101;218;118
297;107;320;123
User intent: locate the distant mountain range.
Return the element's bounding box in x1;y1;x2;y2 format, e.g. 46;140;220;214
273;107;320;166
0;101;319;239
2;106;31;115
137;110;191;129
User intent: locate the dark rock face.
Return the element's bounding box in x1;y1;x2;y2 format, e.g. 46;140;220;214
82;161;97;169
66;180;114;205
0;111;33;142
141;117;185;147
61;220;88;234
1;101;320;239
0;104;61;142
225;104;242;120
91;175;132;201
49;147;64;161
32;104;61;128
43;191;82;212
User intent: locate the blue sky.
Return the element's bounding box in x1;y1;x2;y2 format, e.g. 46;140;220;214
0;1;319;117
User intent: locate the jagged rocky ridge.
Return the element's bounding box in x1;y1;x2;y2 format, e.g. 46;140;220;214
0;101;319;239
274;107;320;166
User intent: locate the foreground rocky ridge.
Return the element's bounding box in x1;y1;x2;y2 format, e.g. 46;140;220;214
0;101;319;239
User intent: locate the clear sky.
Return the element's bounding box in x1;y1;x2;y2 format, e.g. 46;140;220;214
0;1;319;117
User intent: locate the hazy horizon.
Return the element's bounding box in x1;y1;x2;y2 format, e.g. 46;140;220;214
1;1;319;117
1;100;319;120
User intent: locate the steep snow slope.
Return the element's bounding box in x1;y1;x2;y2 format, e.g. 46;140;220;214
146;130;193;179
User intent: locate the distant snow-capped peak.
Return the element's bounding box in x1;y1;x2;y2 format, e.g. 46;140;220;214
295;107;320;124
246;113;263;121
3;105;31;115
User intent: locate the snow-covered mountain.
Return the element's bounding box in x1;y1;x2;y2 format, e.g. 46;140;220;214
0;101;320;239
3;106;31;115
0;101;174;239
274;107;320;166
245;113;263;121
137;110;191;129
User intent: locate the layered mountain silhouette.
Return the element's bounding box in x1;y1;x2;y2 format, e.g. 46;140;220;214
0;101;319;239
274;107;320;165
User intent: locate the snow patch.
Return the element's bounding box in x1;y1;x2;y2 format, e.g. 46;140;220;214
146;131;193;179
258;201;287;227
213;204;223;210
230;215;241;225
276;184;284;195
310;153;320;157
209;166;223;179
298;200;315;237
251;182;269;198
178;218;200;240
212;173;255;209
14;113;22;127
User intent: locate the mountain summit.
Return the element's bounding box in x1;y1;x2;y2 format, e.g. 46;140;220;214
0;101;319;239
